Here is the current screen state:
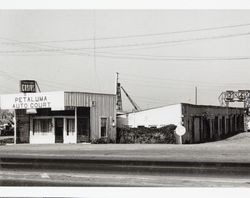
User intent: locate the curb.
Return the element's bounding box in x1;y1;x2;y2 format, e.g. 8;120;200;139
1;156;250;176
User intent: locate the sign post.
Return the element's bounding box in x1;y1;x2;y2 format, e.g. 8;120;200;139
13;109;17;144
175;125;186;144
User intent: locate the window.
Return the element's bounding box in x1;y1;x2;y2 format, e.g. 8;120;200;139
33;119;52;134
66;119;75;135
101;118;108;137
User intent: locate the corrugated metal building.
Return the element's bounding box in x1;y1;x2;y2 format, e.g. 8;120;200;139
0;91;116;144
117;103;245;144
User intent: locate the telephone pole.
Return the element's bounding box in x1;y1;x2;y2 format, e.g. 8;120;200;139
195;86;198;105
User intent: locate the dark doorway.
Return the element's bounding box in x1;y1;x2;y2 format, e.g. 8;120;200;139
77;117;90;143
222;117;225;135
203;118;210;141
76;107;91;143
55;118;63;143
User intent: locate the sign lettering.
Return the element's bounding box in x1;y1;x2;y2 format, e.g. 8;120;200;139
20;80;36;93
0;91;65;110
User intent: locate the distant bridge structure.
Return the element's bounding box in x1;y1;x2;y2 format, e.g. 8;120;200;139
219;90;250;112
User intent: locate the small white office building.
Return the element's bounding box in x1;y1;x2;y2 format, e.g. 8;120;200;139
0;91;116;144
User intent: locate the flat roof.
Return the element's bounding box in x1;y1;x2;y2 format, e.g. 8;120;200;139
64;91;116;97
122;102;244;115
181;103;244;110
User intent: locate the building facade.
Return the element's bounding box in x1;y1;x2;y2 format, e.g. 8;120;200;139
0;91;116;144
117;103;245;144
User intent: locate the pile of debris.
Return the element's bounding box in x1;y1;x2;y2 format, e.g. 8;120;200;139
117;124;176;144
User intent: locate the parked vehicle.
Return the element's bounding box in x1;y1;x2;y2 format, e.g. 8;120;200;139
0;123;14;136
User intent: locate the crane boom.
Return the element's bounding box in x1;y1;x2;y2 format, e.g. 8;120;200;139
121;86;141;111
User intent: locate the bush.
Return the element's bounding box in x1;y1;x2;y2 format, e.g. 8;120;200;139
117;124;177;144
91;137;115;144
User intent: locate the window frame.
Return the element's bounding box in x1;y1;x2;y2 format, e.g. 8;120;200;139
66;118;75;135
100;117;108;138
33;117;53;134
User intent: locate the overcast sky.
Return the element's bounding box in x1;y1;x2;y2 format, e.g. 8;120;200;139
1;10;250;110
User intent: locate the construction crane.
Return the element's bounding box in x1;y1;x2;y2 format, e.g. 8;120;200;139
121;86;141;112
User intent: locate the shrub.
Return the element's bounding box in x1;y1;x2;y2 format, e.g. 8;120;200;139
91;137;115;144
117;124;176;144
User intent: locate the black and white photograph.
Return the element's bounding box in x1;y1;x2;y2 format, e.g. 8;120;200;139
1;0;250;197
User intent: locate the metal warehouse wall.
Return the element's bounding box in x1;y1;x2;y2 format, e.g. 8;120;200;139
181;103;245;144
64;92;117;140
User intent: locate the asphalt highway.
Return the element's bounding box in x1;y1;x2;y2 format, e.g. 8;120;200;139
1;132;250;186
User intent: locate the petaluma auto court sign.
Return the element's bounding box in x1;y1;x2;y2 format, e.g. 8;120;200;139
0;91;65;110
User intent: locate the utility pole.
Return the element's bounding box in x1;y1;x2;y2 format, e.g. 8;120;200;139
116;72;123;111
195;86;198;105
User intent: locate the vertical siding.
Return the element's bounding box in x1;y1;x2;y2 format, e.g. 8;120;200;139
64;92;116;141
182;103;245;143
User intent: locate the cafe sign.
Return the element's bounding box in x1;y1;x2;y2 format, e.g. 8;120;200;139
0;91;65;110
20;80;36;93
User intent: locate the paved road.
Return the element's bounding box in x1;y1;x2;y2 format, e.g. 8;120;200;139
1;132;250;186
1;169;250;187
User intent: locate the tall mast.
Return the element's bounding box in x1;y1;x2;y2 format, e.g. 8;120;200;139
116;72;123;111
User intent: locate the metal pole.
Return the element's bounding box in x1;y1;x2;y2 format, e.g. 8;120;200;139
195;86;198;105
75;107;77;143
13;109;17;144
116;72;119;95
179;135;182;144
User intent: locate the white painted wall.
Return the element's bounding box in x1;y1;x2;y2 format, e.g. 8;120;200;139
121;104;182;128
30;117;55;144
30;132;55;144
30;116;77;144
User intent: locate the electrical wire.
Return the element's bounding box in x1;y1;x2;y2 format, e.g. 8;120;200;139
1;22;250;44
0;31;250;53
121;74;250;86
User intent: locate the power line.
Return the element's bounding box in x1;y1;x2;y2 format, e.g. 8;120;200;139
121;73;250;86
0;68;90;91
2;49;250;62
0;37;91;56
0;31;250;53
93;51;250;61
96;51;250;59
1;22;250;44
86;54;250;61
122;81;195;90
